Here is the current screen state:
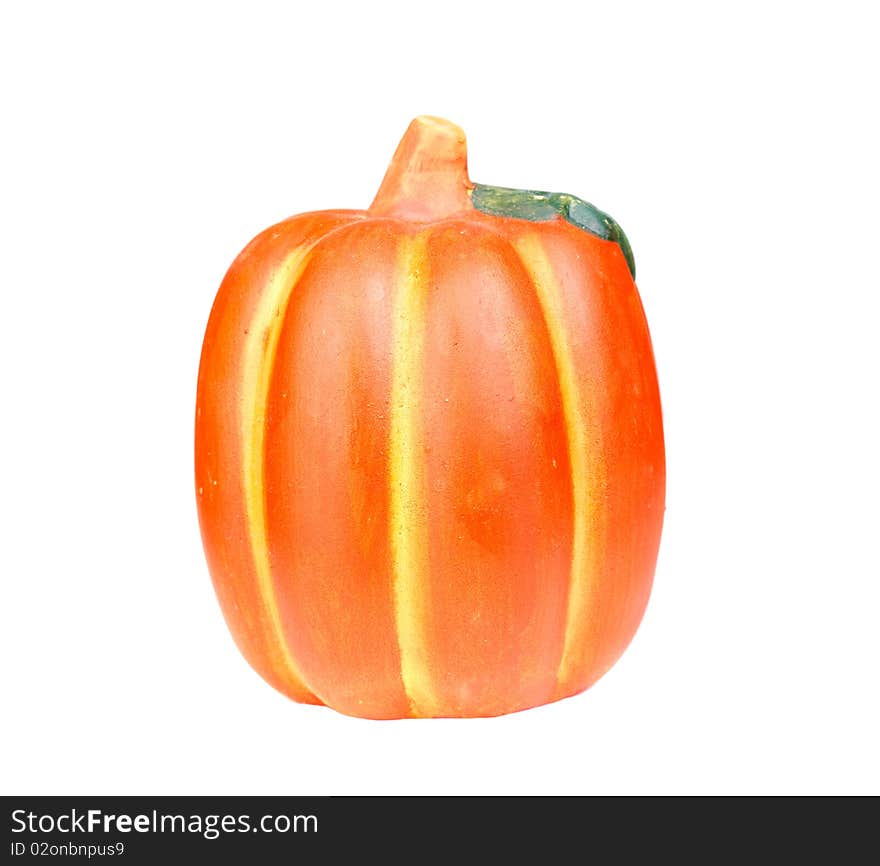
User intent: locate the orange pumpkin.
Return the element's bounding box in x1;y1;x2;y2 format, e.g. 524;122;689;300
195;116;665;718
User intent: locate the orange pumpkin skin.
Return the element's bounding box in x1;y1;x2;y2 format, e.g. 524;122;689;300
195;117;665;718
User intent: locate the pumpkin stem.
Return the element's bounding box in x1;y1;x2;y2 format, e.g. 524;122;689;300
369;116;474;221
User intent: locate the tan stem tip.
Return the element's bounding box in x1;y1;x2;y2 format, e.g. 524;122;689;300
369;116;473;221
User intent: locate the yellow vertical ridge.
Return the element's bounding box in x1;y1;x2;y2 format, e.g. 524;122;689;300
388;233;436;717
513;234;604;694
241;245;316;699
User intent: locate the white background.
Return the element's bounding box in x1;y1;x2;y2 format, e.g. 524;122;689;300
2;1;878;795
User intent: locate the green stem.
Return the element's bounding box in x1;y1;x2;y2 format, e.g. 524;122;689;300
470;184;636;279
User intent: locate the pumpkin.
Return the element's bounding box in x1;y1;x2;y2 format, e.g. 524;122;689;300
195;116;665;719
